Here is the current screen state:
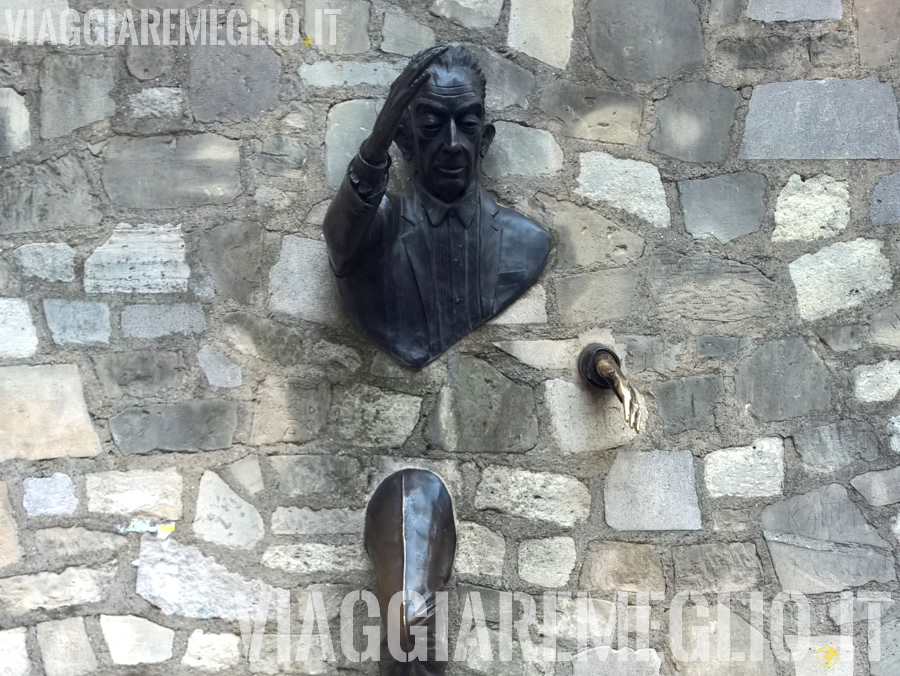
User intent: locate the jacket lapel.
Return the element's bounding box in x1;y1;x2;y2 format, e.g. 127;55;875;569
479;188;502;318
400;190;437;342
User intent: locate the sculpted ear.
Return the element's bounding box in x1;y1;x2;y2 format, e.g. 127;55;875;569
479;123;496;158
394;121;414;161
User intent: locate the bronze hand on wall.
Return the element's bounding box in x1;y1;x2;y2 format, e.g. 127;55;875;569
578;344;643;433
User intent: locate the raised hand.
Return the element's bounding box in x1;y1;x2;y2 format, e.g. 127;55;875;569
595;352;643;434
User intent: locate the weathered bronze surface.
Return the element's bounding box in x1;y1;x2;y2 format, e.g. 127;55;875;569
324;45;551;367
578;344;643;433
364;469;456;674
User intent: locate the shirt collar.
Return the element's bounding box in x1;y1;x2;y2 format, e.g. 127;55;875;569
417;180;480;228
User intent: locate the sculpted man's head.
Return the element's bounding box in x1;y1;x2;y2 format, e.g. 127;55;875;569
395;46;496;203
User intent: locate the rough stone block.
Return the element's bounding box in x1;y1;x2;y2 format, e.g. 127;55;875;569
197;346;242;388
518;537;576;588
0;628;29;676
572;647;661;676
853;361;900;402
467;45;535;110
126;43;175;80
871;301;900;349
299;61;401;88
91;351;186;398
656;375;722;434
270;455;363;498
487;284;547;325
544;378;637;453
605;451;701;531
772;174;849;242
0;563;116;615
222;455;264;497
586;0;705;82
704;438;784;498
747;0;842;22
539;80;641;144
306;0;371;54
789;635;852;676
262;543;368;575
194;471;264;549
483;122;564;178
334;384;421;448
41;54;115;138
672;543;762;593
110;400;238;454
130;87;183;118
122;303;207;339
0;87;29;157
740;78;900;159
579;541;664;592
324;99;379;187
255;136;308;178
0;481;22;569
818;324;862;352
735;338;831;421
198;222;262;304
697;335;751;357
43;299;110;346
430;0;502;29
381;9;435;55
555;268;640;324
794;420;879;473
181;631;241;671
23;473;77;517
100;615;174;665
0;364;102;462
496;330;619;372
86;468;182;520
650;81;740;162
618;335;682;374
717;35;800;70
271;506;364;535
851;467;900;506
475;466;590;528
709;0;741;24
711;509;751;532
858;0;900;67
34;527;125;559
679;173;766;243
103;134;242;208
85;223;190;294
250;377;330;445
872;172;900;226
576;152;670;228
269;236;343;325
13;243;75;281
36;617;98;676
0;298;37;358
508;0;574;69
456;522;505;579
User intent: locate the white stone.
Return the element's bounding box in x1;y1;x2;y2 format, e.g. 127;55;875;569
197;346;242;388
0;563;116;615
871;301;900;349
787;635;852;676
0;0;72;43
305;0;371;55
430;0;503;29
552;596;616;645
334;384;422;448
122;303;207;338
381;8;435;55
475;466;591;527
181;630;241;672
0;298;38;358
43;299;111;345
747;0;842;22
0;481;22;569
223;455;265;495
269;236;343;325
0;365;102;462
86;468;183;520
23;473;77;516
299;61;402;87
854;361;900;402
572;646;661;676
789;239;892;321
455;522;505;579
194;471;264;549
544;378;637;454
772;175;850;242
13;243;75;281
325;99;380;187
487;284;548;325
495;329;621;373
84;223;190;293
36;617;98;676
0;628;30;676
100;615;174;665
34;527;126;558
262;543;368;575
253;185;295;210
246;0;291;36
889;416;900;453
0;88;30;157
576;152;670;228
704;438;785;498
482;122;564;178
271;506;365;535
129;87;183;118
518;537;576;588
508;0;574;69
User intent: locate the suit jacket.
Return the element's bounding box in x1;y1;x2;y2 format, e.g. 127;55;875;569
324;176;551;367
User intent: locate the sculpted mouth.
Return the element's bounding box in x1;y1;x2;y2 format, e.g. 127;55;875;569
437;166;466;175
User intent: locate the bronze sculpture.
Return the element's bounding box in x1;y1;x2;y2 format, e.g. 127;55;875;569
324;45;551;368
578;344;643;433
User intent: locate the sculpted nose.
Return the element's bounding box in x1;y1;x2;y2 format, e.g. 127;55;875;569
447;119;460;151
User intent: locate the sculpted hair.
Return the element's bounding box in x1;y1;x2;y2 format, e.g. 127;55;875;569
426;45;486;100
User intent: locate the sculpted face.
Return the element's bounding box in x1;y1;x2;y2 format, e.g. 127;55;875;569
411;67;490;203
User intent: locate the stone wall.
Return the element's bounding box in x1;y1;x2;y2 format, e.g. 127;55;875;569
1;0;900;674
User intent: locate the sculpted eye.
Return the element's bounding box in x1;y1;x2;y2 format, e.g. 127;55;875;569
459;116;480;129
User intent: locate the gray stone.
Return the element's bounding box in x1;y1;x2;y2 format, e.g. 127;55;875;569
790;239;893;321
181;631;241;671
872;301;900;349
308;339;362;374
13;243;75;282
299;61;401;88
576;151;670;228
586;0;705;82
475;466;591;528
86;469;182;520
572;647;661;676
827;595;896;626
271;506;364;535
456;522;505;579
0;298;37;358
518;537;576;588
618;335;683;374
467;46;535;110
325;99;378;187
704;438;785;498
110;400;238;454
0;365;102;462
269;236;343;325
851;467;900;506
870;616;900;676
34;527;126;559
426;356;537;453
269;455;363;498
0;155;102;234
809;32;854;67
127;0;203;7
0;87;29;156
37;617;98;676
740;78;900;159
539;79;641;145
457;585;505;624
91;351;186;398
306;0;371;54
717;35;799;70
126;44;175;80
711;508;752;532
262;543;368;575
223;455;264;496
772;174;849;242
697;336;751;357
762;484;896;592
735;338;831;422
818;325;863;352
790;635;853;676
199;222;262;304
0;563;116;616
103;134;242;208
194;471;264;549
127;88;182;122
709;0;741;24
367;457;463;503
43;299;110;345
858;0;900;68
334;384;421;448
605;450;701;531
508;0;574;69
747;0;842;21
255;136;308;178
381;8;435;56
249;377;331;445
252;185;294;211
545;378;637;453
0;481;21;569
872;172;900;226
197;346;242;388
23;473;77;516
482;122;564;178
679;173;766;243
579;541;664;592
188;41;280;122
794;420;880;473
122;303;207;339
41;54;115;138
431;0;502;29
555;269;640;324
889;416;900;453
100;615;174;665
651;82;740;162
672;543;763;592
854;361;900;402
488;284;547;325
655;375;722;434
